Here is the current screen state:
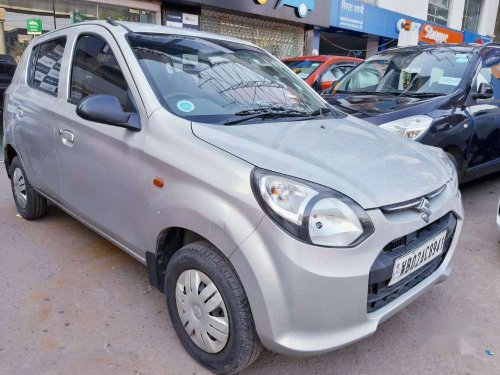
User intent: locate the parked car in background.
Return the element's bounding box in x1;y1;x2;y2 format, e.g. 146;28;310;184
497;196;500;229
282;55;361;92
4;21;464;374
0;54;16;123
323;43;500;183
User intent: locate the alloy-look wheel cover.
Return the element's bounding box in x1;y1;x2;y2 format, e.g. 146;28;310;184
13;168;28;209
175;269;230;353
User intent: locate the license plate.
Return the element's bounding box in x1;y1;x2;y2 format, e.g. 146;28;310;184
388;230;447;286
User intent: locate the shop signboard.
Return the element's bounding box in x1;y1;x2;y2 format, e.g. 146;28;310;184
26;18;42;35
167;0;331;27
276;0;316;18
418;23;463;44
463;30;492;44
337;0;365;31
166;10;199;30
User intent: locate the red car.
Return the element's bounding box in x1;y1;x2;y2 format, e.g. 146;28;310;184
282;55;362;92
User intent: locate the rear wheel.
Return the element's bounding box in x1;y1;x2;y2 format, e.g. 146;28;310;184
165;242;262;374
9;156;47;220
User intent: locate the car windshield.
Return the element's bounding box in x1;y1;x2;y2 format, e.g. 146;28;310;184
128;33;331;124
283;59;322;79
334;49;475;96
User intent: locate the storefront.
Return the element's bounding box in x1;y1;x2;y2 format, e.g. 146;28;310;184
0;0;161;61
317;0;492;58
163;0;332;58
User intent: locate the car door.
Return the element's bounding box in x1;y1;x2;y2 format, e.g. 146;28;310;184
55;30;147;256
467;48;500;170
10;37;67;199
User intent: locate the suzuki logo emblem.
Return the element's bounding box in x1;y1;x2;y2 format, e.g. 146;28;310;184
416;197;432;223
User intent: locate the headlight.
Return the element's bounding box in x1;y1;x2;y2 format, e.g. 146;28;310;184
251;169;374;247
438;150;459;192
427;146;459;192
380;115;433;140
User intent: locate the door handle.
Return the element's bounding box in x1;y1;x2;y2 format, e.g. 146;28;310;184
59;129;75;146
16;107;23;119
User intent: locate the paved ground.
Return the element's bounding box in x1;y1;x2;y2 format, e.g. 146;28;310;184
0;166;499;375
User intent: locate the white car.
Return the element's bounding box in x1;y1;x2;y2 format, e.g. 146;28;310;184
497;197;500;229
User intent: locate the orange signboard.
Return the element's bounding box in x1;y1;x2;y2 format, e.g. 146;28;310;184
419;23;464;44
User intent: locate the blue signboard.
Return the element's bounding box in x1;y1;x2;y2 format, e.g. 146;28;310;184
337;0;365;31
463;30;492;44
329;0;491;43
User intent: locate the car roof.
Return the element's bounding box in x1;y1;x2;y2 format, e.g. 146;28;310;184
40;20;256;48
383;42;500;55
282;55;362;62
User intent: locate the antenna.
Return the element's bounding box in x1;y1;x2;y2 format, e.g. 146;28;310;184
106;17;118;26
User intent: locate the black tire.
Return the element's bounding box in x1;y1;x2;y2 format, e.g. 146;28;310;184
165;241;262;375
9;156;47;220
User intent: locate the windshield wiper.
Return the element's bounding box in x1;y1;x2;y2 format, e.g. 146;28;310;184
336;90;400;96
224;108;312;125
399;92;446;98
309;107;333;117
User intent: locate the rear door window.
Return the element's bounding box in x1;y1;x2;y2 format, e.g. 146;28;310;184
30;38;66;95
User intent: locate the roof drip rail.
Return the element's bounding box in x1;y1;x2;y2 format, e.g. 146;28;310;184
106;17;119;26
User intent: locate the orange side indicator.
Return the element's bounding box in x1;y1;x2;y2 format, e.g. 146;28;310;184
153;177;164;188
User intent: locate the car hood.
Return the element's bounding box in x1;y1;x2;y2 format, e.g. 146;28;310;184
192;116;449;209
325;94;448;125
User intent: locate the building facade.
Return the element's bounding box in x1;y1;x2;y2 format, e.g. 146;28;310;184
162;0;333;59
316;0;497;59
0;0;162;61
0;0;497;62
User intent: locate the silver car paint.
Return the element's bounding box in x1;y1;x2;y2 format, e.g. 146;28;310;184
192;116;450;209
3;21;464;356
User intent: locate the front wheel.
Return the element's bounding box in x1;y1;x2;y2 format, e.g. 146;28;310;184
165;242;262;374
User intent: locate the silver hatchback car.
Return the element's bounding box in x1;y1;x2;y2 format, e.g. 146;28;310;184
3;21;464;374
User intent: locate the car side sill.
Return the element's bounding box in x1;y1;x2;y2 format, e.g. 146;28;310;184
463;158;500;183
38;191;147;265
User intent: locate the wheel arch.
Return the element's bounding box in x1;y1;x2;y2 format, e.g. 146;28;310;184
3;143;19;178
146;226;219;293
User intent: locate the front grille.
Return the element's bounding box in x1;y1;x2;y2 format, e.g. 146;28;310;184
367;213;457;313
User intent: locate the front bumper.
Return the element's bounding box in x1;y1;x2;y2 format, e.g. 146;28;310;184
497;197;500;230
230;185;464;356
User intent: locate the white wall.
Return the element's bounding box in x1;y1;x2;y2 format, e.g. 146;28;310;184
376;0;429;20
478;0;499;36
448;0;466;31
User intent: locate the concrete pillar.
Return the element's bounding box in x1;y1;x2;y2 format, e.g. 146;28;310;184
0;8;5;55
366;35;379;58
304;28;314;56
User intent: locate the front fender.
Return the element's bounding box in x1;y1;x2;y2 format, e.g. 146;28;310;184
141;109;264;260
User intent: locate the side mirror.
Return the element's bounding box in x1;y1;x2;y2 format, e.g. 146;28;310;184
76;94;141;131
473;82;494;100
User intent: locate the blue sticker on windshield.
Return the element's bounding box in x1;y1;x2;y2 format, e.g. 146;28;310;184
177;100;195;113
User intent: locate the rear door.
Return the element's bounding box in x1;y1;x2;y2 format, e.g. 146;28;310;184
10;37;67;199
54;28;147;256
467;48;500;170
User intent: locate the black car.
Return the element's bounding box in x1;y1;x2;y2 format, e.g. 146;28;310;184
323;43;500;183
0;54;16;115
